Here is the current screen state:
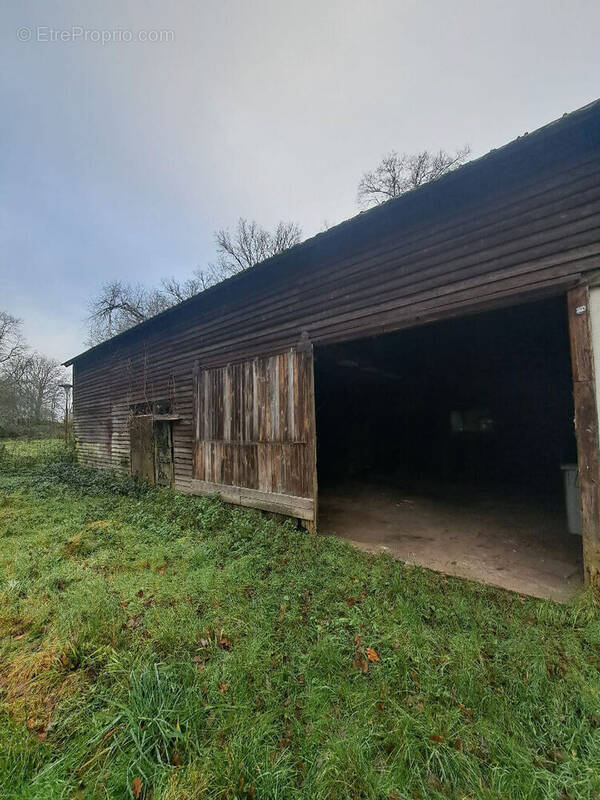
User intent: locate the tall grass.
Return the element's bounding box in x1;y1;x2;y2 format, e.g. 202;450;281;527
0;441;599;799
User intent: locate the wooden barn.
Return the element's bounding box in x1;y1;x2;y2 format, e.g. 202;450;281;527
66;99;600;599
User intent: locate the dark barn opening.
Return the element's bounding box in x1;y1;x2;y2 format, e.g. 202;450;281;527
314;296;583;599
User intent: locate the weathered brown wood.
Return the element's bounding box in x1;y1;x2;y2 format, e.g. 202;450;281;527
154;421;174;487
567;285;600;585
129;415;155;485
190;347;317;520
189;479;314;520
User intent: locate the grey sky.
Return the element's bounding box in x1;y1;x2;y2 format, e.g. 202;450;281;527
2;0;599;362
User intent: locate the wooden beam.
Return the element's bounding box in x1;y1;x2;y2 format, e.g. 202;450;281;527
567;285;600;585
189;479;315;521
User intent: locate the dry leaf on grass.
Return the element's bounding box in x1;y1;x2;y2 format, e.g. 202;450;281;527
366;648;380;663
218;682;228;693
132;777;143;798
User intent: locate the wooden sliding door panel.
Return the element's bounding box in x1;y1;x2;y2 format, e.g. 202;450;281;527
191;347;316;522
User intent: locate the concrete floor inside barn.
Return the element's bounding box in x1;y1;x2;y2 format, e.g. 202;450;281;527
318;481;583;602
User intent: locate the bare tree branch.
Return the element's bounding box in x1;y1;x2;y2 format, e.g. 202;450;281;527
208;218;302;283
0;312;27;365
357;145;471;208
85;219;302;345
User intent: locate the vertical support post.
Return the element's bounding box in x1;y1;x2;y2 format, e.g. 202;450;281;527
298;334;318;534
567;286;600;586
305;342;318;534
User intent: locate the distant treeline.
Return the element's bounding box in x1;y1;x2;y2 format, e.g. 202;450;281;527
0;311;70;439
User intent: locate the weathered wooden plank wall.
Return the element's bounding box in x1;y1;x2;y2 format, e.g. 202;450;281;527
71;110;600;515
190;348;316;519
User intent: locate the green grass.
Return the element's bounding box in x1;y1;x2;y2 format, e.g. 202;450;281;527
0;442;599;799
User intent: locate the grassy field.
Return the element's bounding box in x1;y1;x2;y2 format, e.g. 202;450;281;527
0;442;599;799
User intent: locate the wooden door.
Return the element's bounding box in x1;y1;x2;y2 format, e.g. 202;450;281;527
154;421;174;487
130;415;155;484
191;347;317;525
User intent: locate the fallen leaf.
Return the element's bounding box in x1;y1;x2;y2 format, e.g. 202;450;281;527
346;597;357;606
136;589;144;598
430;734;444;743
366;648;380;663
157;566;166;575
455;736;463;751
126;614;143;629
132;777;143;798
197;637;210;648
218;634;232;650
120;600;129;609
218;682;228;693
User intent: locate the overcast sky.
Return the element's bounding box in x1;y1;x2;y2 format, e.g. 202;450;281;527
2;0;599;362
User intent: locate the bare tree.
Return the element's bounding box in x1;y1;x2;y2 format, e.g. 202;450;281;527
0;350;67;432
159;274;207;304
86;281;173;345
357;146;471;208
86;219;302;344
209;218;302;280
0;311;26;365
20;354;65;423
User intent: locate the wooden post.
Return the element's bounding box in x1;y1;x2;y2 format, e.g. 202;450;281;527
567;285;600;586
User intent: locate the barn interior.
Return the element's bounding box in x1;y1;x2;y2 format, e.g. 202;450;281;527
314;296;583;600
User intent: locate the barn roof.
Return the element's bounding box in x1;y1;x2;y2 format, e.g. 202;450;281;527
64;97;600;367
